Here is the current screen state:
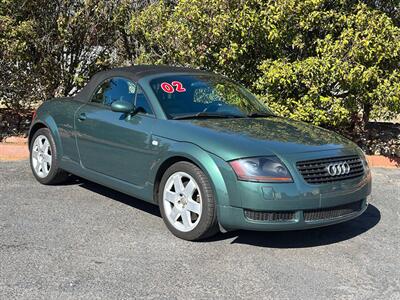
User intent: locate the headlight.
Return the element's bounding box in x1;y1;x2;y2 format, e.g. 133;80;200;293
359;150;370;173
229;156;293;183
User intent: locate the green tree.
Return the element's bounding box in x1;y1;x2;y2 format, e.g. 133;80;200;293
1;0;399;133
0;0;38;109
0;0;117;109
256;3;400;129
127;0;400;130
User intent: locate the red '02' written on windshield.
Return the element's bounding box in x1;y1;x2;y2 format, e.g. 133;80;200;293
160;81;186;93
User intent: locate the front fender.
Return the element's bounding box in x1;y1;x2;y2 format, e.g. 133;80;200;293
149;137;230;208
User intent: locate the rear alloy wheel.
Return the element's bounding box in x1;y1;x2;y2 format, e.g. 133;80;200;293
159;162;218;241
30;128;69;185
31;134;52;178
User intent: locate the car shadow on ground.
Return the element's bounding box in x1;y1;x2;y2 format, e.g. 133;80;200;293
72;176;381;249
74;176;161;217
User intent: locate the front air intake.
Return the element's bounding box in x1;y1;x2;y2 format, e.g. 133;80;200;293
303;200;363;222
244;210;295;222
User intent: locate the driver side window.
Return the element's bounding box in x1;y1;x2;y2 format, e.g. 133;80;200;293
91;77;136;106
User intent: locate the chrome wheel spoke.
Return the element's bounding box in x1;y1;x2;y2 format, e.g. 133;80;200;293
35;161;42;173
41;162;49;175
170;206;180;222
173;175;184;193
181;210;192;227
183;179;196;198
39;138;45;151
45;160;50;170
43;140;50;152
186;199;201;214
32;150;39;161
165;191;178;204
43;153;52;164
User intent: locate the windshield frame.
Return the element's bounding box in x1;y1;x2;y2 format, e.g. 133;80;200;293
144;73;274;120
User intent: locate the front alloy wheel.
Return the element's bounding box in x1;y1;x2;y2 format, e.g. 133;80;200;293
159;161;219;240
163;172;202;232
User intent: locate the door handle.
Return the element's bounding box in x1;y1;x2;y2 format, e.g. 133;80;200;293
78;113;87;121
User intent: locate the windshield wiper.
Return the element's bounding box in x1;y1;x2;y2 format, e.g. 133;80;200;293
172;112;245;120
247;112;276;118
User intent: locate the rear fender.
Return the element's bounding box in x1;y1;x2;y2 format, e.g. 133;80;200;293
29;113;63;161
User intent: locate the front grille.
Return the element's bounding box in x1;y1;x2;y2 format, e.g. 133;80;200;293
296;155;364;184
303;200;363;222
244;210;295;222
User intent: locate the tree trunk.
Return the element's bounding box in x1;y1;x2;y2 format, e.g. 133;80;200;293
363;103;372;129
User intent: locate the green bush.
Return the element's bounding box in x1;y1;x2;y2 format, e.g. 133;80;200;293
0;0;116;109
128;0;400;130
1;0;399;132
256;3;400;128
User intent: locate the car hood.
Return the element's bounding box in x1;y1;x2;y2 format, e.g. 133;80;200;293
157;117;356;161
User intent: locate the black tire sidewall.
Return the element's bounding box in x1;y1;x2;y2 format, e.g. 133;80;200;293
159;161;217;241
29;128;64;185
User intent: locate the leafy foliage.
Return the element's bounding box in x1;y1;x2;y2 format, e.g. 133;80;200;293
0;0;117;109
128;0;400;129
1;0;399;132
256;2;400;127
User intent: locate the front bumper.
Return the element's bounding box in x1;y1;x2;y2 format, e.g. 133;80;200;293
218;197;369;231
213;149;372;231
217;169;371;231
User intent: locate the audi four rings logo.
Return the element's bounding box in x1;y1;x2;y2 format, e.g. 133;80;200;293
326;162;351;176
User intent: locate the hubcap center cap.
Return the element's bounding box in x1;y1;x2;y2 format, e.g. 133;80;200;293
177;195;188;208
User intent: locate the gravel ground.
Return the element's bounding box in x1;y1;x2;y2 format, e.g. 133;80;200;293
0;161;399;299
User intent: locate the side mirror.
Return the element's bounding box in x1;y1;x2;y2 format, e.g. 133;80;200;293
111;100;135;114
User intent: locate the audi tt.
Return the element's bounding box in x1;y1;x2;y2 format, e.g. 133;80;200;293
28;65;372;240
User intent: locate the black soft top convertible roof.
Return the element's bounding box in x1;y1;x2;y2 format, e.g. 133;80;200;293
74;65;207;102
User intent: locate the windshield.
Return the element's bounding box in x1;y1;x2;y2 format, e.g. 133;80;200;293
149;74;273;119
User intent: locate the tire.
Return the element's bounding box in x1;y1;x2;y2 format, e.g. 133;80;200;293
159;161;219;241
30;128;69;185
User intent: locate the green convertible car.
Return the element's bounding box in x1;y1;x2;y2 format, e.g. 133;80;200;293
29;65;372;240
